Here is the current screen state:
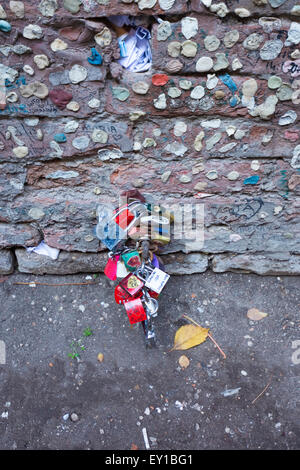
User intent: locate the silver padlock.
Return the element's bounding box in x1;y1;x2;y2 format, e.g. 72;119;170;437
135;263;154;283
136;263;170;294
142;290;158;318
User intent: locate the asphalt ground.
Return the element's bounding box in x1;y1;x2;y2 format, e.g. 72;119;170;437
0;270;299;451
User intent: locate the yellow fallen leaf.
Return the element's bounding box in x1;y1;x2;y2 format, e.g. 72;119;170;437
179;355;190;369
171;324;209;351
97;353;104;363
247;308;268;321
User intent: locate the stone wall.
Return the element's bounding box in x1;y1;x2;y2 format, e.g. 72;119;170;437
0;0;299;275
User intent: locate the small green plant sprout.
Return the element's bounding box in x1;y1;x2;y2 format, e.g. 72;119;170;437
67;329;93;359
83;327;93;337
68;340;82;360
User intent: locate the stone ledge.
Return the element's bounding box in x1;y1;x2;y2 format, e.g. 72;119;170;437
162;252;208;274
212;253;300;275
15;248;107;275
15;248;209;275
14;248;300;276
0;250;14;274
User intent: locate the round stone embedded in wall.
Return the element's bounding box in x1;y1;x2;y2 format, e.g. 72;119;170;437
94;27;112;47
33;54;50;70
10;1;25;18
159;0;175;10
23;24;43;39
196;56;214;72
243;33;264;50
204;35;220;51
28;207;45;219
234;7;250;17
39;0;58;17
7;92;18;102
72;135;90;150
50;38;68;51
268;76;282;89
190;85;205;100
23;64;35;75
223;30;239;48
64;120;79;133
181;40;198;58
112;87;130;101
173;121;187;136
13;146;28;158
165;59;183;73
258;17;282;33
69;64;88;84
206;170;218;180
179;79;192;90
168;87;182;98
66;101;80;111
278;110;297;125
157;21;172;41
91;129;108;143
206;74;218;89
232;58;243;71
227;171;239;180
276;84;293;101
167;41;181;57
138;0;157;10
213;53;229;71
153;93;167;109
260;40;283;60
181;17;198;40
88;98;100;108
132;81;149;95
63;0;81;13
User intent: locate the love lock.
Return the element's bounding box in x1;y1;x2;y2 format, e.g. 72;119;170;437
136;263;170;294
143;290;158;318
124;297;147;325
96;191;173;348
96;201;148;250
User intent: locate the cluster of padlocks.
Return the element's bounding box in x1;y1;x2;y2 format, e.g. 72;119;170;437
95;191;173;347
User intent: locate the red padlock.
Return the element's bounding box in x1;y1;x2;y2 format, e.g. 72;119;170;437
114;273;159;304
118;273;144;297
104;254;120;280
124;298;147;324
114;283;143;305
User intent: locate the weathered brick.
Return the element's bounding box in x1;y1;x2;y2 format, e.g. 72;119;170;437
191;0;298;18
0;224;41;248
212;253;300;275
152;16;298;78
104;74;299;124
2;0;188;21
0;249;14;274
15;248;107;274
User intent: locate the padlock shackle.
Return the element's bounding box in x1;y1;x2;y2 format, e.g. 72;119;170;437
111;201;148;235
